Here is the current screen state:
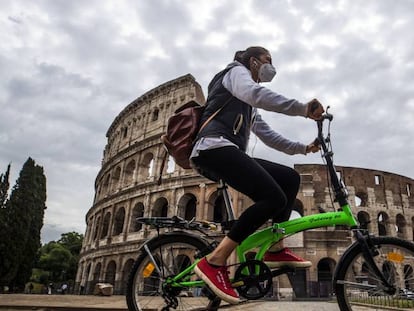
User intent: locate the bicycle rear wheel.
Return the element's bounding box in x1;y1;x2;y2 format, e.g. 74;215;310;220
335;236;414;311
126;232;212;311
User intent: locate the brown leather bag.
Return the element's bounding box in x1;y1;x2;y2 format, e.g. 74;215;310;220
161;100;205;170
159;99;229;184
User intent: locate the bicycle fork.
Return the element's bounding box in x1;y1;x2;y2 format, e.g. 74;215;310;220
354;230;395;294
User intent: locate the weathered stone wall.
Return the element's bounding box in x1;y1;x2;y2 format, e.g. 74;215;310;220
75;74;413;298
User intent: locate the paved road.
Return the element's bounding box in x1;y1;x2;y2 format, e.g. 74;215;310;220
0;294;377;311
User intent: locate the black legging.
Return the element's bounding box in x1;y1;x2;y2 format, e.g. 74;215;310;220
192;146;300;244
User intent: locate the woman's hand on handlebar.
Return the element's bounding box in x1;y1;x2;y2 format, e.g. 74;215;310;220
306;98;324;120
306;140;321;154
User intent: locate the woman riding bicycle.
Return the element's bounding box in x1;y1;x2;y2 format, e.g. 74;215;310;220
191;46;324;304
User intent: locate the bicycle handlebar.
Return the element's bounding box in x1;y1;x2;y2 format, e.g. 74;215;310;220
314;109;349;206
315;108;333;145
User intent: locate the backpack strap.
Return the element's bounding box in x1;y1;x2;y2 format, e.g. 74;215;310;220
199;95;233;132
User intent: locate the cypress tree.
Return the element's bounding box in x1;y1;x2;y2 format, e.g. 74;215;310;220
0;158;46;290
0;163;10;208
0;164;11;287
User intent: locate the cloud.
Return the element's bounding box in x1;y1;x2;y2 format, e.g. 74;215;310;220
1;0;413;243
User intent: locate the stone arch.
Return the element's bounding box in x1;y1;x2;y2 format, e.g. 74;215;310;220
377;212;390;236
357;211;371;230
214;194;227;223
152;108;159;121
166;156;175;173
317;257;336;297
96;184;102;199
113;207;125;236
289;210;302;221
93;262;102;285
101;212;111;239
206;190;228;223
111;166;122;192
177;193;197;221
396;214;407;239
121;259;135;294
105;260;117;286
412;216;414;242
84;262;91;294
152;197;168;217
102;174;110;194
355;190;368;207
292;199;304;216
93;216;101;241
130;202;145;232
124;159;136;186
139;153;154;180
84;220;91;243
122;126;128;139
77;263;84;293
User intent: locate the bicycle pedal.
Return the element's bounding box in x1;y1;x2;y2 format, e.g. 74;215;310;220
232;280;244;287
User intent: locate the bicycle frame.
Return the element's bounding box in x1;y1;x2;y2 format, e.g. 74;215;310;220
237;206;357;262
168;111;359;289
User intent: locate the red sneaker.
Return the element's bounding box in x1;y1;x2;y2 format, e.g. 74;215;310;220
264;248;312;268
194;258;240;304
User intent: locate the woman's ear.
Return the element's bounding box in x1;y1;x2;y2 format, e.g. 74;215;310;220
249;57;258;70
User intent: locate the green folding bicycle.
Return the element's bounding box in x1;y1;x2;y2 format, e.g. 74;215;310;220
126;110;414;311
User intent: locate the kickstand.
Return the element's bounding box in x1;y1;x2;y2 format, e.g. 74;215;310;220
202;287;222;311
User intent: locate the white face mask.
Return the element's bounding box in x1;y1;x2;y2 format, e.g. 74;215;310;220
255;59;277;82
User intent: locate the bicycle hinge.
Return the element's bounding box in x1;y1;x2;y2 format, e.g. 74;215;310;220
272;225;285;234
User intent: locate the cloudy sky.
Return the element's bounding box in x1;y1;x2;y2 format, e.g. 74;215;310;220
1;0;413;243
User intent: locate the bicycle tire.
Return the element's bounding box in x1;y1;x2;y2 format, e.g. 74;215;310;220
126;232;212;311
335;236;414;311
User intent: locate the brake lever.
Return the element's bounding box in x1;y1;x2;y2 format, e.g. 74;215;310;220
323;106;333;121
323;113;333;121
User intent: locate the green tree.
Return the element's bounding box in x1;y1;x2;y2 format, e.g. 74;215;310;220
38;242;72;281
0;163;10;208
0;158;46;290
0;164;11;290
35;232;84;283
58;232;84;281
58;232;83;256
0;164;11;242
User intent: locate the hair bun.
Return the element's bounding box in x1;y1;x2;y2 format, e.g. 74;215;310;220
234;50;245;62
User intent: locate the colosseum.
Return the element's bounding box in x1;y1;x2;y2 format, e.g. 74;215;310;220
75;74;414;299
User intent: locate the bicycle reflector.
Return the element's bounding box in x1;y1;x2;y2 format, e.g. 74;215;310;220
387;252;404;263
143;263;155;278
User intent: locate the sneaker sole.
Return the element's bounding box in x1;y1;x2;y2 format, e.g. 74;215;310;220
194;265;240;304
264;261;312;268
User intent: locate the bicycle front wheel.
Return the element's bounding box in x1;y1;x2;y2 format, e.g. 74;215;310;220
335;236;414;311
126;232;212;311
